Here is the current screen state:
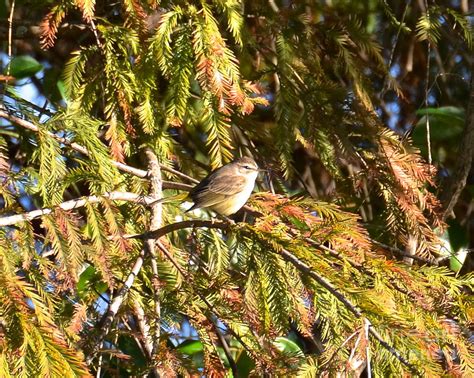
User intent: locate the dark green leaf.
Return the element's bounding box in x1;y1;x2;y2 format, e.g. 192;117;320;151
413;107;465;142
7;55;43;79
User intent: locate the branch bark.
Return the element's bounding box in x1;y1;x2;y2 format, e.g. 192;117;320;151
0;107;199;184
0;189;194;228
0;191;145;227
135;219;418;373
87;249;146;363
143;148;163;358
0;179;194;228
441;64;474;219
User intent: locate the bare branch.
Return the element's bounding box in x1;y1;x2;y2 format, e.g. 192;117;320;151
88;249;146;363
143;148;163;358
441;63;474;219
0;108;148;177
0;107;199;184
6;0;15;76
0;191;145;227
134;219;418;373
364;318;372;378
0;183;193;228
132;299;154;359
130;219;230;241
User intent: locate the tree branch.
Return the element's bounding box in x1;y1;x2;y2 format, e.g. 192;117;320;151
0;191;144;227
0;184;194;228
131;219;230;241
135;219;418;373
277;247;416;373
0;107;199;184
132;299;154;359
143;148;163;358
441;62;474;219
0;107;148;177
276;247;362;316
87;248;146;363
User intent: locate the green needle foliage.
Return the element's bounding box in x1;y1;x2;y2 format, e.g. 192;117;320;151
0;0;473;377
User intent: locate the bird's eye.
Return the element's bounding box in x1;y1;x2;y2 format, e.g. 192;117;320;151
243;165;251;170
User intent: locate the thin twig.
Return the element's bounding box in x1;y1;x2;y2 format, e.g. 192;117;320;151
7;0;15;72
1;0;15;95
380;0;411;100
321;329;360;368
370;239;436;265
425;44;432;166
212;319;238;376
4;93;55;117
89;18;102;49
440;60;474;219
0;107;199;184
364;318;372;378
0;108;148;177
348;329;364;373
422;1;433;166
130;219;230;241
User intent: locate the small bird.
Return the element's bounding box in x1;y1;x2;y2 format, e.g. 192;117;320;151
153;157;263;216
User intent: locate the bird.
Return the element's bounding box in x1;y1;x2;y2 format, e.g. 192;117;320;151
152;157;263;216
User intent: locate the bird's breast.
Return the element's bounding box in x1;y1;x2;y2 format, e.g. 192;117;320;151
210;174;257;216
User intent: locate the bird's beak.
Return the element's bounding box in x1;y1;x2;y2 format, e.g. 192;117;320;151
257;168;267;172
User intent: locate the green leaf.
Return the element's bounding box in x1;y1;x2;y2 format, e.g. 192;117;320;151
7;56;43;79
57;79;67;102
273;336;304;357
176;339;203;355
234;348;254;378
285;215;310;231
447;219;469;252
414;107;465;142
447;220;469;272
77;265;107;297
449;248;468;272
412;106;465;151
176;339;204;368
42;67;66;103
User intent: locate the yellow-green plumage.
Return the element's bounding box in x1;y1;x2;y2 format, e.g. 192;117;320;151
152;157;261;216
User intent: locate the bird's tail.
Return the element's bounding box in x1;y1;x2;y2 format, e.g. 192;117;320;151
148;193;189;206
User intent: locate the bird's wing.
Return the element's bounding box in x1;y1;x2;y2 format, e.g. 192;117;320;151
188;173;247;210
207;174;247;195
